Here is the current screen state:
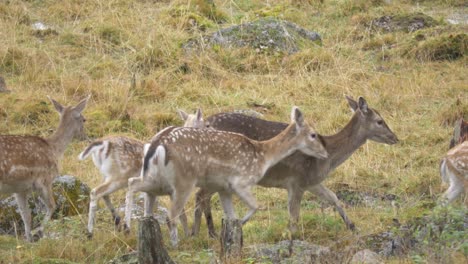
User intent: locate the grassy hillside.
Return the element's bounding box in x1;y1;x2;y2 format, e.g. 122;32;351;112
0;0;466;263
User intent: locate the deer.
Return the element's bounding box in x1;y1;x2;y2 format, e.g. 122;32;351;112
126;106;328;246
78;109;216;237
439;118;468;206
191;96;399;236
0;95;90;242
449;118;468;149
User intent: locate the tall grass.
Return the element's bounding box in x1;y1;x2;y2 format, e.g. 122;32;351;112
0;0;466;263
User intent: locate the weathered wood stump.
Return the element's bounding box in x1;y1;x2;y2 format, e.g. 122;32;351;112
138;217;174;264
220;218;243;261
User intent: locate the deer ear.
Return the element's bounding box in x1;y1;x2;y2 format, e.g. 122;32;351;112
358;97;369;114
346;95;358;112
178;110;189;121
73;94;91;114
196;108;203;121
48;96;64;114
291;106;304;128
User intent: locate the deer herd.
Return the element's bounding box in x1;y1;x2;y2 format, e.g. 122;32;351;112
0;95;466;246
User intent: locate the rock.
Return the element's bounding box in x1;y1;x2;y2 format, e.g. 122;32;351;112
0;175;90;236
51;175;90;217
183;17;321;54
248;240;329;264
0;76;10;93
372;13;438;33
351;249;384;264
31;21;58;38
108;253;138;264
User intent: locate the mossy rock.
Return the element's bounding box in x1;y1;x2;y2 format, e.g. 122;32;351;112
371;13;439;33
183;17;321;54
0;175;89;236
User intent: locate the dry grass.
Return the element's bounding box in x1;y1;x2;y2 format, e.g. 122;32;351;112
0;0;467;263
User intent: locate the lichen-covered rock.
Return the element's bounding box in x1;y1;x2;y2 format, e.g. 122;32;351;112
351;249;384;264
183;17;321;54
0;175;90;236
372;13;439;32
248;240;329;264
51;175;90;217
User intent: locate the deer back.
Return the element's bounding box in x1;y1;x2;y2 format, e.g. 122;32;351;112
144;127;265;179
205;113;287;141
0;135;58;187
79;136;144;180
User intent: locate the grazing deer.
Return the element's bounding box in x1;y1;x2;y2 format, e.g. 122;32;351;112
440;118;468;206
0;95;90;242
449;118;468;149
130;106;328;246
79;109;215;237
192;96;399;235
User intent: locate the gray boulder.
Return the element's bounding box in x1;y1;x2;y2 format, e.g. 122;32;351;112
184;17;321;54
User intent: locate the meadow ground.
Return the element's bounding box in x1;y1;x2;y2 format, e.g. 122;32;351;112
0;0;466;263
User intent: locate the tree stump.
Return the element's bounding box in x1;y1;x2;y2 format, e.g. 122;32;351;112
138;217;174;264
220;218;243;261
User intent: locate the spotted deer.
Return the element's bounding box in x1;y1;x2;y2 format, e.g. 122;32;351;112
0;95;90;242
127;106;327;246
192;96;399;236
79;109;215;237
440;118;468;206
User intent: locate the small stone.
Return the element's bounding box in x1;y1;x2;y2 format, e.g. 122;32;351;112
351;249;384;264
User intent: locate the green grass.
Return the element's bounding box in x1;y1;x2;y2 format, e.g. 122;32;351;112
0;0;467;263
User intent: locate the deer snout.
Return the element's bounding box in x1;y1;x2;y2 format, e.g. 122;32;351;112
386;134;399;145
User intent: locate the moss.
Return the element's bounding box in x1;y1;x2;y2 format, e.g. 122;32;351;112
0;47;27;75
11;100;50;126
438;98;468;127
97;26;124;45
408;33;466;61
193;0;227;22
133;47;166;74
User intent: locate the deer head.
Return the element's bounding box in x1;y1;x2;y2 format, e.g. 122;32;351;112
178;108;205;129
346;96;399;145
48;95;90;141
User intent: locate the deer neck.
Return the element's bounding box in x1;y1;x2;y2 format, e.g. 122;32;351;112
46;118;76;159
322;113;367;169
257;123;299;174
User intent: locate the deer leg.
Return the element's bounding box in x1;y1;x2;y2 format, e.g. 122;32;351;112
169;188;193;247
287;187;304;234
124;177;146;232
88;180;127;236
14;192;32;242
443;176;464;204
102;195;120;226
218;191;236;220
36;181;56;239
232;187;258;225
144;192;156;217
202;190;217;238
192;189;216;237
309;184;355;231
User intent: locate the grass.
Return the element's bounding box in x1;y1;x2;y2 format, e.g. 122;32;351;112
0;0;467;263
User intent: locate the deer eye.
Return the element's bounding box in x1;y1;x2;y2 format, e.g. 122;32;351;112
310;133;316;139
377;120;383;126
